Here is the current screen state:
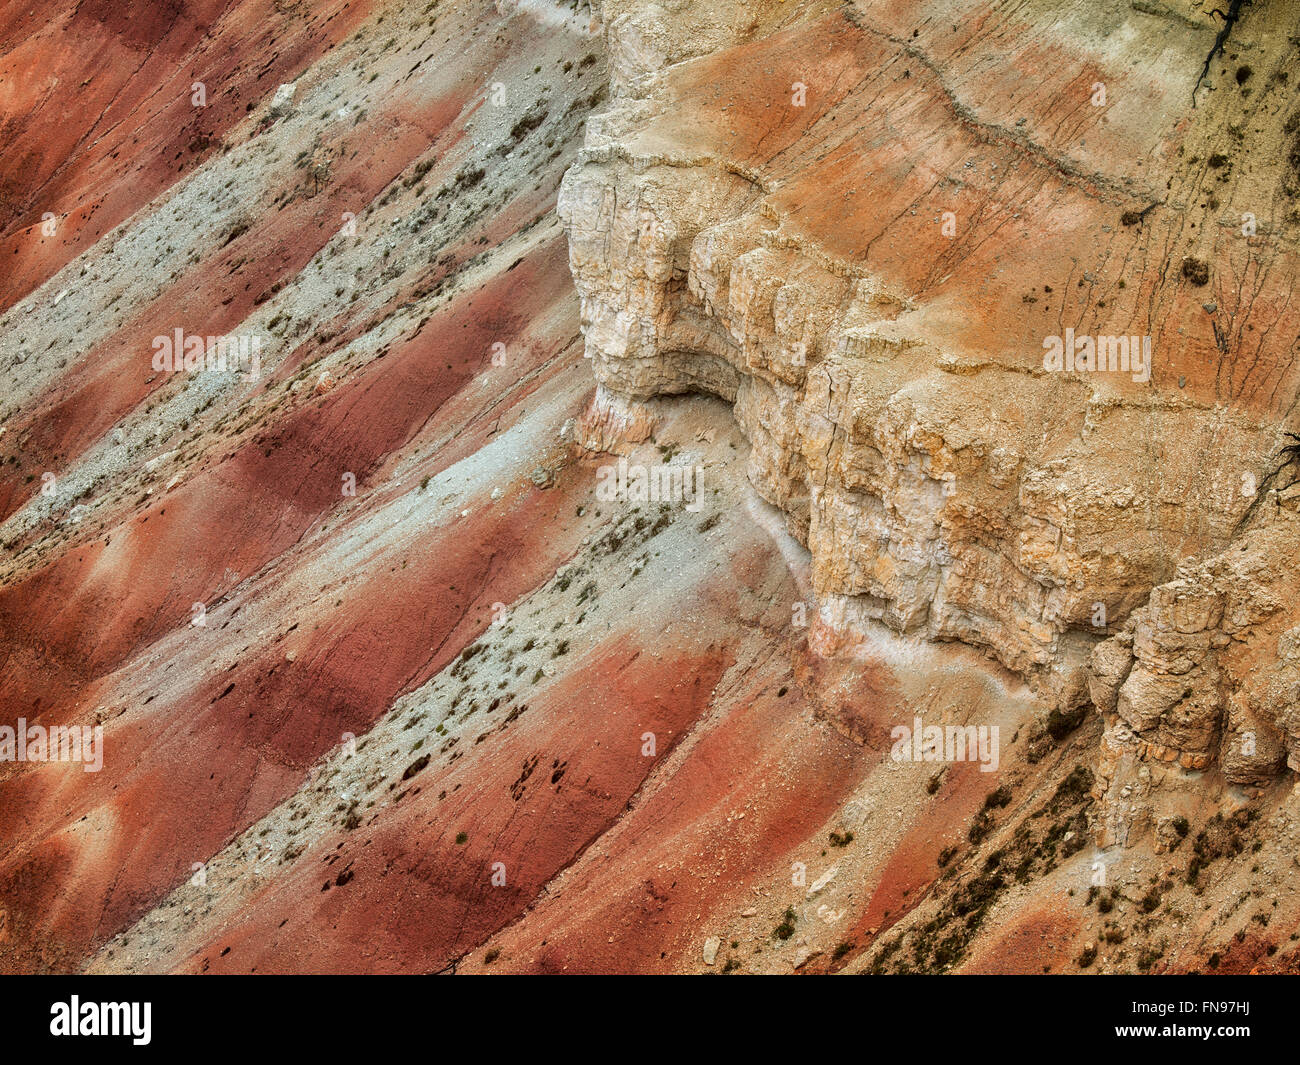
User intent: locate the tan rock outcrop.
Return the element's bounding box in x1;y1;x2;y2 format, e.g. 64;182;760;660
559;0;1300;733
561;0;1300;821
1094;487;1300;788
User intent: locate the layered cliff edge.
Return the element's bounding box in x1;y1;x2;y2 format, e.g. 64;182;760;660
552;0;1300;971
2;0;1300;975
559;0;1300;842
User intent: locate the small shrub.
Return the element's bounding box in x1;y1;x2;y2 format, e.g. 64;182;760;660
1181;257;1210;286
402;753;431;780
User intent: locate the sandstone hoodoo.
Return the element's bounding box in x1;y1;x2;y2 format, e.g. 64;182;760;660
0;0;1298;987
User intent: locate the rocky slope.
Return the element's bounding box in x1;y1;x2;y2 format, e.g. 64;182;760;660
557;0;1300;972
2;0;1299;975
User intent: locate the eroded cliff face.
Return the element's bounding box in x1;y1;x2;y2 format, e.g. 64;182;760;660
557;0;1300;826
6;0;1300;979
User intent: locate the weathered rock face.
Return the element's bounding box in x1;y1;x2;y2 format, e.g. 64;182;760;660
1090;488;1300;843
559;0;1300;801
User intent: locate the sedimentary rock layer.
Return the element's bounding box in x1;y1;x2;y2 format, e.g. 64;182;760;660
558;0;1300;787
